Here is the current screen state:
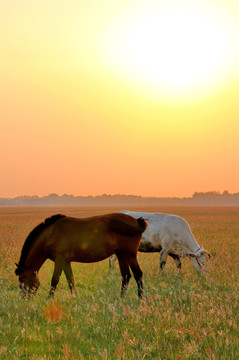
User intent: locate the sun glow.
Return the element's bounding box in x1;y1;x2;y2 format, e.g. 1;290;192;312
101;0;239;100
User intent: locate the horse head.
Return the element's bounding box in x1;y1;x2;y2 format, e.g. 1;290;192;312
15;263;40;296
188;246;211;273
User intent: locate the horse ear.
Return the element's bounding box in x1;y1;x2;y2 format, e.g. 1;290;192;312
15;263;22;276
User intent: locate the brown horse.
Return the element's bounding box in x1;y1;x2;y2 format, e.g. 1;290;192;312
15;213;147;298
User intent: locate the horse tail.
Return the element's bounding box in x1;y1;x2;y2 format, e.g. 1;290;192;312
136;217;147;232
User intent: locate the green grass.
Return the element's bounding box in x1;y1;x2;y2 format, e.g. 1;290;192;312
0;206;239;359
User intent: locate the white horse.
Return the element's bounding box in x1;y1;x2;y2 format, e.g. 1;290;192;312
109;210;211;273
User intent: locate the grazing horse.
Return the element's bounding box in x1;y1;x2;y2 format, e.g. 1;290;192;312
109;211;211;274
15;213;147;298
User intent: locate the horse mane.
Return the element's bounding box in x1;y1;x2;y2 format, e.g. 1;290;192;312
15;214;66;275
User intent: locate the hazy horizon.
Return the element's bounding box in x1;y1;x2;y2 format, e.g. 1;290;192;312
1;190;237;199
1;0;239;198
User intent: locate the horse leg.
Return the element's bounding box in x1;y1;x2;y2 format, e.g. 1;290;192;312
64;262;77;297
109;254;116;270
126;256;143;298
159;249;168;273
169;253;182;272
49;257;64;296
115;250;131;297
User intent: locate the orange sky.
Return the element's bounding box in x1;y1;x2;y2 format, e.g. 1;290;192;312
1;0;239;198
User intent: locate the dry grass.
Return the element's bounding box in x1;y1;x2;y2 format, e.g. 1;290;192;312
0;206;238;359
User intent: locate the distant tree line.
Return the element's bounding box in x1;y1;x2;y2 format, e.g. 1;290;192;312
191;191;239;205
0;191;239;206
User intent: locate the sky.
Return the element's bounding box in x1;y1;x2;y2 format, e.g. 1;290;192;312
1;0;239;198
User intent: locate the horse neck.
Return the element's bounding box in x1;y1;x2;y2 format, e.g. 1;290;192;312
187;236;200;253
24;230;48;272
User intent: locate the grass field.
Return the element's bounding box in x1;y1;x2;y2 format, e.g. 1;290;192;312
0;206;238;359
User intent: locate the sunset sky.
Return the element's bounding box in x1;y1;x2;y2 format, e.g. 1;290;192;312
1;0;239;198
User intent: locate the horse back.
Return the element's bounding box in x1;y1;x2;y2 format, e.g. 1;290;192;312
99;213;147;236
45;213;146;262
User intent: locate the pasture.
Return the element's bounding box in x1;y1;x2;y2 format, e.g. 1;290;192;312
0;206;238;359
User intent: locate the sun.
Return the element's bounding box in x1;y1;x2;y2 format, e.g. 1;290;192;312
100;0;239;100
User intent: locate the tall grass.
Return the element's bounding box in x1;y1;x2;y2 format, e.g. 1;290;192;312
0;206;238;359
